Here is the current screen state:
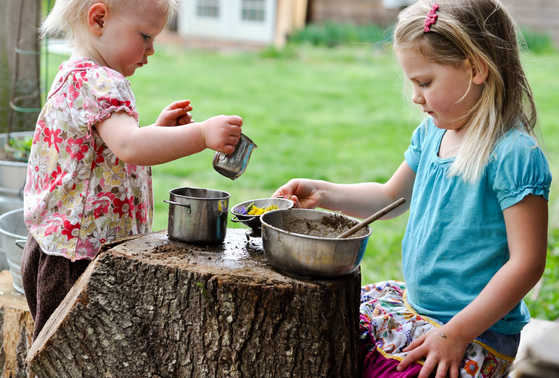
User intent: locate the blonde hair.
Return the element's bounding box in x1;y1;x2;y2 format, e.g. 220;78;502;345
40;0;180;44
394;0;537;183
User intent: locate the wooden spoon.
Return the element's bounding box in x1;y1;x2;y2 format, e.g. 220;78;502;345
336;197;406;239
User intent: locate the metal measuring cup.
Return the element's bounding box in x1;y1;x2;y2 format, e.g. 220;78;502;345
212;133;257;180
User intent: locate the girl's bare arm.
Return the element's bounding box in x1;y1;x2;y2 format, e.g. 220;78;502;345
273;161;416;219
95;110;242;166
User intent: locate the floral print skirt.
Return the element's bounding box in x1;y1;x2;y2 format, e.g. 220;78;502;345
359;281;517;378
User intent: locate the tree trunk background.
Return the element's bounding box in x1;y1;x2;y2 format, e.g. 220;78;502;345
28;230;361;378
0;0;42;134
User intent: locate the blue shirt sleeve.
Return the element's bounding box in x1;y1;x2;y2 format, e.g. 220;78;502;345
490;131;552;210
404;120;430;173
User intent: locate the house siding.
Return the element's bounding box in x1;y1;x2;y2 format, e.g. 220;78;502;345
307;0;559;47
308;0;400;26
504;0;559;47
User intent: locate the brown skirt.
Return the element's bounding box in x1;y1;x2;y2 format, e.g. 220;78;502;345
20;234;91;340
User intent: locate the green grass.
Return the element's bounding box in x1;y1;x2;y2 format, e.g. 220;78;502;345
45;40;559;320
135;44;414;285
527;228;559;319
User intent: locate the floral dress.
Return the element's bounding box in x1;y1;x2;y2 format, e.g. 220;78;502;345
359;281;516;378
24;58;153;261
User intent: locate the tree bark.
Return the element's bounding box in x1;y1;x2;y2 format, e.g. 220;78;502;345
27;229;361;378
0;270;35;378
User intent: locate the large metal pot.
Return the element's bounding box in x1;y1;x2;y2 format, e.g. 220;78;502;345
261;209;371;278
0;208;27;294
165;187;230;244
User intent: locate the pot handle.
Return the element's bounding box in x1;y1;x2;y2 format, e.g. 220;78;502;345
164;199;192;214
231;215;257;223
15;240;26;250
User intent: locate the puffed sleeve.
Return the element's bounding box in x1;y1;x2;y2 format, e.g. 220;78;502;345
490;131;552;210
404;119;430;172
71;66;139;139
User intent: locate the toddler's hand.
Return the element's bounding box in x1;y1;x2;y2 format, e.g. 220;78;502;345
156;100;193;126
202;115;243;154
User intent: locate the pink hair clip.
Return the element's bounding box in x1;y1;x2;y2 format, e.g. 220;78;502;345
423;3;439;32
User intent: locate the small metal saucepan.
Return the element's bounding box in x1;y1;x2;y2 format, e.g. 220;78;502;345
165;186;230;244
213;133;257;180
230;197;294;233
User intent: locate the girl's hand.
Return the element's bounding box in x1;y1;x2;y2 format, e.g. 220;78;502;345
155;100;193;126
201;115;243;155
272;179;322;209
397;327;470;378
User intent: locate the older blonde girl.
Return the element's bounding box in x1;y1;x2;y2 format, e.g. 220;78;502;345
274;1;551;377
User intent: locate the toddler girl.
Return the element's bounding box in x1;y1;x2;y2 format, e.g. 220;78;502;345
274;1;551;377
22;0;243;340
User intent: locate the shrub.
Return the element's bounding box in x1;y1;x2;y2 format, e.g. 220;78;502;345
288;23;393;48
520;27;557;54
289;23;557;54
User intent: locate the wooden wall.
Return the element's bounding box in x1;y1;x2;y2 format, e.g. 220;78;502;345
307;0;559;47
307;0;400;26
502;0;559;47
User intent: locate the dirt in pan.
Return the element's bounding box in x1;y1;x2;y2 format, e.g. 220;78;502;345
279;213;369;238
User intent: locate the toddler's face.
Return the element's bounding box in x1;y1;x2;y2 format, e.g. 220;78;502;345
396;49;484;132
96;5;168;77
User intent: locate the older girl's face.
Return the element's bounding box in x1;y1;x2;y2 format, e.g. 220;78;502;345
95;4;168;77
396;49;484;132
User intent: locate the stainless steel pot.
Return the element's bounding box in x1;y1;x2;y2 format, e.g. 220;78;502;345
165;187;230;243
0;208;27;294
261;209;371;278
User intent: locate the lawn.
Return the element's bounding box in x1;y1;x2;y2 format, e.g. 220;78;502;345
45;37;559;320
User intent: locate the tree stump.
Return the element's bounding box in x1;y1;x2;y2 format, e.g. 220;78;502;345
0;270;35;378
27;229;361;378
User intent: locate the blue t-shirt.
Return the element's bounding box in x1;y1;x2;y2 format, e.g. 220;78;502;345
402;118;551;335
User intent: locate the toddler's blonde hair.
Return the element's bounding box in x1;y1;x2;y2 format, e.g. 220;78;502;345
394;0;537;183
41;0;180;44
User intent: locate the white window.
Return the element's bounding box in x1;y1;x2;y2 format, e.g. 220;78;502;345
197;0;220;18
241;0;266;21
382;0;416;9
